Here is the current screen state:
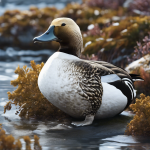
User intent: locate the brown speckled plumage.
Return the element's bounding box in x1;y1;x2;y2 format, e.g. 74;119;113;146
71;60;114;116
91;60;132;80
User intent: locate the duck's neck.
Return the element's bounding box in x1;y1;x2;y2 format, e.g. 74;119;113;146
57;36;83;58
58;47;78;57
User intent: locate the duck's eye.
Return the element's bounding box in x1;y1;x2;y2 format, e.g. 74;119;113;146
61;23;66;26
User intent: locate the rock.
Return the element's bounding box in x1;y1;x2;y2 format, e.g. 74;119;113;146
125;54;150;73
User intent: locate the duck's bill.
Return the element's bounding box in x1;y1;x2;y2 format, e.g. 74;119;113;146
33;25;58;43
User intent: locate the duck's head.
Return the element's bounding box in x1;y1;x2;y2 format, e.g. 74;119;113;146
33;17;83;57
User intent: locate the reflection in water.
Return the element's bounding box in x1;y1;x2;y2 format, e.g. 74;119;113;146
0;56;150;149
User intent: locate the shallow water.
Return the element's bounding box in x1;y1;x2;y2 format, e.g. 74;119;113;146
0;51;150;149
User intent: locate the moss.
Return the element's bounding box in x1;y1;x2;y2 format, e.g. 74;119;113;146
125;94;150;136
5;60;70;121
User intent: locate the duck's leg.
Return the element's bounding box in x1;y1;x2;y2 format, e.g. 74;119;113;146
71;114;95;126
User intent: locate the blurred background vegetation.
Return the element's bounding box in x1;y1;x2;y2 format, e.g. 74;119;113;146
0;0;150;67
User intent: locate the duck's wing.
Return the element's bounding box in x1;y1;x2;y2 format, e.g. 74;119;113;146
83;60;136;109
90;60;132;80
75;60;135;109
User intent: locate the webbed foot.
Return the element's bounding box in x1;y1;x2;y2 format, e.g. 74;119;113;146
71;115;94;126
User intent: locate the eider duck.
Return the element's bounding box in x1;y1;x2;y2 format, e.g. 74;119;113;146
33;18;143;126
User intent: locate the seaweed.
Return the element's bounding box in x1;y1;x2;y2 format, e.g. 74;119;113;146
5;60;70;121
83;16;150;66
0;7;59;50
0;2;150;67
125;94;150;136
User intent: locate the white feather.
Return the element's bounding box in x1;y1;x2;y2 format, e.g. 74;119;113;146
95;82;127;119
101;74;121;83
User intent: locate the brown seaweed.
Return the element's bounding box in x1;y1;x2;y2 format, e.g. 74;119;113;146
5;60;70;121
125;94;150;136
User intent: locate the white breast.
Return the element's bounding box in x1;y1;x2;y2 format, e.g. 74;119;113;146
38;52;91;118
95;82;127;119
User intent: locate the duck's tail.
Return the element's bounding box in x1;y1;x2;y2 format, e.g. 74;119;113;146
129;74;144;82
